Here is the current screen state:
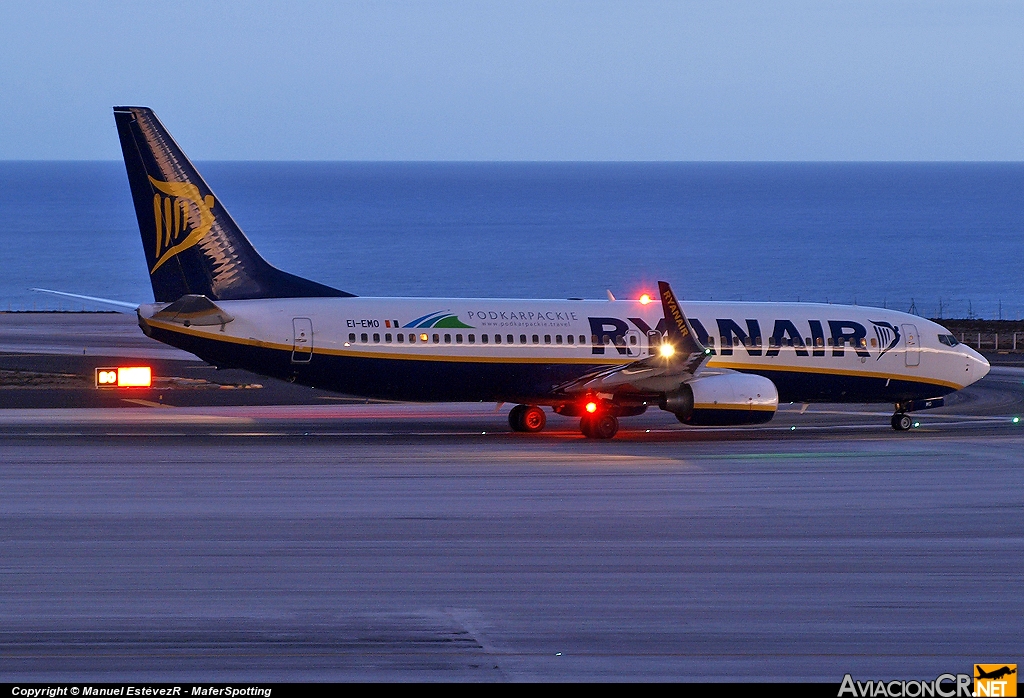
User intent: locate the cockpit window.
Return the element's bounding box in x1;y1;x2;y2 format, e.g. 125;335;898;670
937;334;959;347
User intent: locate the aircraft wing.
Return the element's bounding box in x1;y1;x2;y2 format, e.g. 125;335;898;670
560;281;712;393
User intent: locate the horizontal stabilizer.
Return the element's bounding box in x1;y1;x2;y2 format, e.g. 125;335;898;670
31;288;138;312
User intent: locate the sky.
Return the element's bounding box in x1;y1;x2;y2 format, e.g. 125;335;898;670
1;1;1023;161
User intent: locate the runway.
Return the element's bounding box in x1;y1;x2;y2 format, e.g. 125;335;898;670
0;315;1021;681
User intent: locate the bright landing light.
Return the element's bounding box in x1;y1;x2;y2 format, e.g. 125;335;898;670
659;343;675;358
639;294;652;305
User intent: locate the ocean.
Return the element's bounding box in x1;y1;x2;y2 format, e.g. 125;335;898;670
0;161;1022;319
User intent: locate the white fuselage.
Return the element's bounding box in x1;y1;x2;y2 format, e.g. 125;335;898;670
138;296;989;405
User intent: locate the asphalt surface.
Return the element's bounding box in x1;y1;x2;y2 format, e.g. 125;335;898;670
0;314;1021;682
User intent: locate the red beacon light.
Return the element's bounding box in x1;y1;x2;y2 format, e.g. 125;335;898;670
95;366;152;388
585;401;598;414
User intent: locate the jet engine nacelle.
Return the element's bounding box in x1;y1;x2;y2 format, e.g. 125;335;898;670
660;373;778;426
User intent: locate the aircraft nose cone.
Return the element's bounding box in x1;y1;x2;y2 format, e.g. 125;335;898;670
964;345;990;383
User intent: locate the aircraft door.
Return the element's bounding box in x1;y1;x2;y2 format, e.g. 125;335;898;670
292;317;313;363
625;329;643;357
902;324;920;367
647;330;663;356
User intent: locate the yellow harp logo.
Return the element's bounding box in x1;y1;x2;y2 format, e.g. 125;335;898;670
149;176;215;273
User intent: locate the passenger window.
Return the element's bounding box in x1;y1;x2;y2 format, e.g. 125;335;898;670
444;334;451;344
432;334;439;343
385;333;392;343
544;335;551;344
373;333;380;343
482;334;488;344
859;338;867;348
360;333;368;343
348;333;356;342
533;335;539;344
494;334;500;344
420;333;428;342
456;334;463;343
468;334;475;344
629;335;637;345
556;335;562;344
507;334;514;344
408;334;416;343
397;333;404;343
579;335;586;344
591;335;598;345
520;334;527;344
567;335;574;345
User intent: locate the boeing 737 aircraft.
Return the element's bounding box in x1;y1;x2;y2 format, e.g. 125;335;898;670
86;107;990;438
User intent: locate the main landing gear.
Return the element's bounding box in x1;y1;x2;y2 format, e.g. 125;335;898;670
509;404;547;433
509;403;620;439
580;412;619;439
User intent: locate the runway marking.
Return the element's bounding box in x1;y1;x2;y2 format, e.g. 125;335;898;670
121;398;171;408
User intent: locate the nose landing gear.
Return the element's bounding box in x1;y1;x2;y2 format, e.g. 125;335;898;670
891;412;913;431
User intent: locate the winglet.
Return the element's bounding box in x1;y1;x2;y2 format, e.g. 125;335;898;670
657;281;706;356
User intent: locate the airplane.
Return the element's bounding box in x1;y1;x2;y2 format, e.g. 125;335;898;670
67;106;994;438
975;666;1017;681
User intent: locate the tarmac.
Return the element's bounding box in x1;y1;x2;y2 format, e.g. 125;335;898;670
0;313;1021;682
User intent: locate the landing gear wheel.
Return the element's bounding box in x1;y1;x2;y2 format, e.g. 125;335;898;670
581;413;618;439
510;404;546;433
508;404;527;431
520;405;546;433
891;413;913;431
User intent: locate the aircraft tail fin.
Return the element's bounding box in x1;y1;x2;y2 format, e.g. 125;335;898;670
113;106;354;302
